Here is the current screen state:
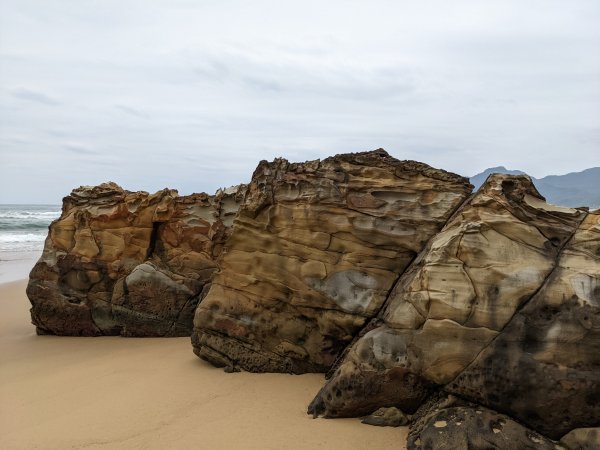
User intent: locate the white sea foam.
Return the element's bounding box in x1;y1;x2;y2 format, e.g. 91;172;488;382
0;211;60;219
0;205;59;253
0;233;47;243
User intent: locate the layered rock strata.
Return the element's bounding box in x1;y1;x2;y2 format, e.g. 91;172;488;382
308;174;595;438
27;182;245;336
192;150;472;373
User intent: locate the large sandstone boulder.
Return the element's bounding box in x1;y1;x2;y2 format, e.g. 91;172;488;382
447;208;600;438
308;174;596;439
27;182;245;336
192;149;472;373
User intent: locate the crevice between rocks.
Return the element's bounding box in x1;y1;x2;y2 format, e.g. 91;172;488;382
146;221;163;259
325;192;475;379
445;209;589;387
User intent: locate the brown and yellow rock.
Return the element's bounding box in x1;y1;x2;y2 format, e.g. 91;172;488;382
27;182;246;336
447;209;600;439
24;152;600;446
192;149;472;373
308;174;587;419
560;428;600;450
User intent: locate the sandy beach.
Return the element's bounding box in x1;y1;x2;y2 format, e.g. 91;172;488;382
0;279;406;449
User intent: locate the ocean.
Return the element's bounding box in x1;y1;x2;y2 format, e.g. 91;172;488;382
0;204;61;283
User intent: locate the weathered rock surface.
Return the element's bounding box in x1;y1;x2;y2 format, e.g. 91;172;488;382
447;208;600;438
408;403;560;450
309;174;597;439
406;393;567;449
560;428;600;450
27;182;245;336
361;406;411;427
26;150;600;448
192;149;472;373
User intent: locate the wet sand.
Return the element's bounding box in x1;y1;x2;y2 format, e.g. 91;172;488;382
0;250;40;284
0;279;406;449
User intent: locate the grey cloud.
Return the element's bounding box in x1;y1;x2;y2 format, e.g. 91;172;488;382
115;105;150;119
191;59;231;83
191;52;417;101
63;144;98;155
241;76;283;93
11;88;60;106
0;0;598;204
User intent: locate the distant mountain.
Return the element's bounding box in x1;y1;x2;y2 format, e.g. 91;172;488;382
470;166;600;209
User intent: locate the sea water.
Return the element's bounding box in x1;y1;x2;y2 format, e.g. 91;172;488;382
0;204;61;283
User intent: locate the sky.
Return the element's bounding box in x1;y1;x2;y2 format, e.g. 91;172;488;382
0;0;599;204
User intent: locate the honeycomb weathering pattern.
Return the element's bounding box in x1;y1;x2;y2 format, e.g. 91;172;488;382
191;149;473;373
27;182;246;336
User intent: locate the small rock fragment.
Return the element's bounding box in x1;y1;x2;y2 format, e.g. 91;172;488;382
361;407;411;427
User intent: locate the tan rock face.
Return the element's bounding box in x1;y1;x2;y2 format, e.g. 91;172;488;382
447;209;600;439
27;182;246;336
560;428;600;450
308;175;588;421
192;149;472;373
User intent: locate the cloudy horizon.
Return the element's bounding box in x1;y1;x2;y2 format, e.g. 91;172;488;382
1;0;599;203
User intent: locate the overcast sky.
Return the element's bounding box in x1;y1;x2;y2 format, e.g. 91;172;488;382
1;0;599;203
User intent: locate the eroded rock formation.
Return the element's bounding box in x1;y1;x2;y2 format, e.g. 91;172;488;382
447;207;600;438
308;174;599;442
27;149;600;447
191;150;472;373
27;182;245;336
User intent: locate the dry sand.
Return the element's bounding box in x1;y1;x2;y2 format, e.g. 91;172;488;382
0;279;406;449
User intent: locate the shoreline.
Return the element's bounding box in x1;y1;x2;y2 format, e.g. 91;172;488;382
0;250;40;284
0;278;406;449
